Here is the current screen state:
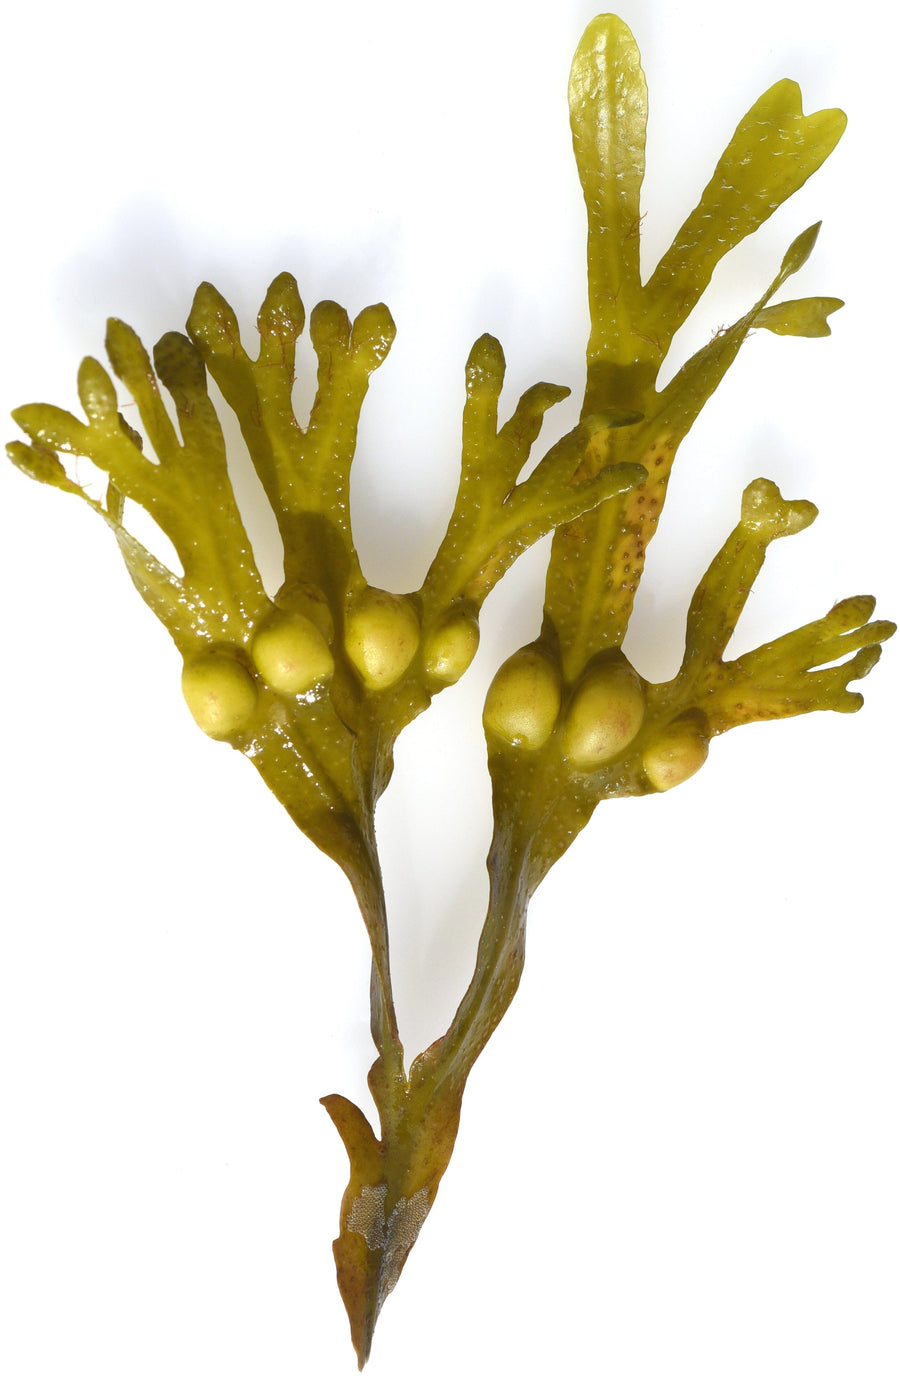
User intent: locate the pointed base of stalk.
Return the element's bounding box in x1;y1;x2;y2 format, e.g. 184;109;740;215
321;1072;463;1367
319;1094;384;1368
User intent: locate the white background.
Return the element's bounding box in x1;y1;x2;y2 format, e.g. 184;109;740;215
0;1;896;1377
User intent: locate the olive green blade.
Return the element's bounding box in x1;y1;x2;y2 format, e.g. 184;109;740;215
569;15;654;404
643;81;845;350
